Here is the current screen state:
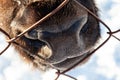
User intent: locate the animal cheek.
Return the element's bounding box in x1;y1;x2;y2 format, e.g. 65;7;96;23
10;6;38;33
10;16;36;37
0;0;14;8
10;20;23;37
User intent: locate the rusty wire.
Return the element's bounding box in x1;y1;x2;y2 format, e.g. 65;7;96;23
7;0;69;43
0;0;69;57
0;28;11;55
0;0;120;80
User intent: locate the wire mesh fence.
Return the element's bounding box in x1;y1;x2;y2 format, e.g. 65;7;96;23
0;0;120;80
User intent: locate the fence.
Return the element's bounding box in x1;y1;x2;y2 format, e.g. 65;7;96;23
0;0;120;80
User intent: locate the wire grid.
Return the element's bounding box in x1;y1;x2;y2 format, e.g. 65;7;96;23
0;0;120;80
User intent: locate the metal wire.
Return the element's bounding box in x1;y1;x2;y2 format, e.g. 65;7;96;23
0;0;120;80
7;0;69;43
0;28;11;55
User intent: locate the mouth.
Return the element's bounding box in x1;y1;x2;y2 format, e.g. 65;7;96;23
23;36;89;70
50;52;89;70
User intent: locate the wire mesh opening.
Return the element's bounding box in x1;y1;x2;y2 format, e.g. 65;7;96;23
0;0;120;80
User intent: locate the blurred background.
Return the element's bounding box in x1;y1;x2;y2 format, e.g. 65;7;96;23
0;0;120;80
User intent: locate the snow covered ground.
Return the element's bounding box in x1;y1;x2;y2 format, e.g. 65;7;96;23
0;0;120;80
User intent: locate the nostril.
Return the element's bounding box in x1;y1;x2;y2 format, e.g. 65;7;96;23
38;31;52;40
25;30;38;40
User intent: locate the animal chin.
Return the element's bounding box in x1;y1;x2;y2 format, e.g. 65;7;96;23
36;43;89;70
36;44;89;70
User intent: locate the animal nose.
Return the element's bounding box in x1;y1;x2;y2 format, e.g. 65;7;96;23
38;16;88;63
25;15;88;64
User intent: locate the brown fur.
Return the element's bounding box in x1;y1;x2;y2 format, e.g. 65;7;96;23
0;0;100;71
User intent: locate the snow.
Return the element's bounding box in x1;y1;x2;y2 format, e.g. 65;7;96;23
0;0;120;80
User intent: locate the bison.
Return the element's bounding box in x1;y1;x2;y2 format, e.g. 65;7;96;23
0;0;100;71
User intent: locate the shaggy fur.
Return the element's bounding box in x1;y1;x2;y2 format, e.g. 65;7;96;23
0;0;100;71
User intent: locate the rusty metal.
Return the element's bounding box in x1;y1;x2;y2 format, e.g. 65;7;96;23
0;0;120;80
0;28;11;55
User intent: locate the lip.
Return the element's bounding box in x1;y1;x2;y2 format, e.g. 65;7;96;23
19;36;90;71
51;52;89;70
